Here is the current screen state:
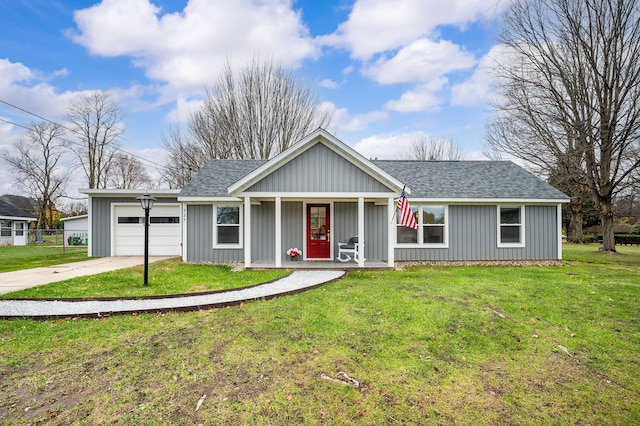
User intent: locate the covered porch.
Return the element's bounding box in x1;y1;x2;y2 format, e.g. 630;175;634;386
243;195;397;269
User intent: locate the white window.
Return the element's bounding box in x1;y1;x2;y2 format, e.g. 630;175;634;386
0;220;11;237
396;205;448;247
498;205;525;247
422;205;447;245
214;205;242;248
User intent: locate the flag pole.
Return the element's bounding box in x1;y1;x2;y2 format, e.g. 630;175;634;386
390;183;407;223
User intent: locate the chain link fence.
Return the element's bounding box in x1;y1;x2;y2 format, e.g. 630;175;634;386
27;229;89;248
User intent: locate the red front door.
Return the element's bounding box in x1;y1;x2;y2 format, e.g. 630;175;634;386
306;204;330;259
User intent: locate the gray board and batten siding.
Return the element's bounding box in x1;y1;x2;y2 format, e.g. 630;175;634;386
186;201;388;263
90;196;179;257
395;204;559;261
246;142;392;193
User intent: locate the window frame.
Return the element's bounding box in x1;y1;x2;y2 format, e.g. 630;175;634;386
213;204;243;248
497;205;526;248
395;204;449;248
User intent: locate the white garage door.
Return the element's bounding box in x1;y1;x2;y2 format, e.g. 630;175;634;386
114;204;182;256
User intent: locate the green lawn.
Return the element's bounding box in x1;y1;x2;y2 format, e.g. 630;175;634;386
0;258;290;299
0;244;638;424
0;244;88;273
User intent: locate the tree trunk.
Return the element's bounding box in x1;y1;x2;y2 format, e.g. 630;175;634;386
600;199;616;252
568;196;584;243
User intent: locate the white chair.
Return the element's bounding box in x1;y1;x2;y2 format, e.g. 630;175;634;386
336;236;363;263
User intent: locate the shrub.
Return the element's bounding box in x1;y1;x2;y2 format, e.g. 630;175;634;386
615;234;640;245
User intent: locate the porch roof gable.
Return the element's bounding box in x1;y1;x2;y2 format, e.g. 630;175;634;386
227;128;405;195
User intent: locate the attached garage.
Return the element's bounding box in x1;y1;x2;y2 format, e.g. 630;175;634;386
81;189;183;258
113;204;182;256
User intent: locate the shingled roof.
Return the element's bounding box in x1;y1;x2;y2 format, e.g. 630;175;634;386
180;159;266;197
372;160;568;200
0;199;36;220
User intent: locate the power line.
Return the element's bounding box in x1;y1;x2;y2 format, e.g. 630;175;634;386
0;98;169;173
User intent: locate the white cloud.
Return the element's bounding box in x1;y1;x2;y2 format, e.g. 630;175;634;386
166;97;203;123
69;0;319;101
450;44;508;106
364;38;476;85
0;59;93;121
353;132;422;159
320;101;387;132
385;79;447;112
353;131;488;160
319;79;339;89
323;0;507;60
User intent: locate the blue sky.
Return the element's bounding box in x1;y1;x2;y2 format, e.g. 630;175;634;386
0;0;509;196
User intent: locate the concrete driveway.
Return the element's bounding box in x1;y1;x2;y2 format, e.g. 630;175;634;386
0;257;174;295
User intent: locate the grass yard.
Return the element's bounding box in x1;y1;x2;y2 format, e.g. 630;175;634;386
0;245;88;273
0;258;290;299
0;244;639;424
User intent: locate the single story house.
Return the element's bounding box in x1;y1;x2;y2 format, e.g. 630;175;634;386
82;129;569;268
0;199;36;246
60;215;89;246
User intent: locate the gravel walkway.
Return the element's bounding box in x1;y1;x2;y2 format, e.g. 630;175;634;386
0;270;345;319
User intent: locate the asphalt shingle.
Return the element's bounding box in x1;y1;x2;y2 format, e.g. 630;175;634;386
373;160;568;200
0;199;36;219
179;159;266;197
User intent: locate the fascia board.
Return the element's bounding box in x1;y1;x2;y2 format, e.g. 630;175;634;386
406;197;570;204
0;216;37;221
178;196;242;203
81;189;181;197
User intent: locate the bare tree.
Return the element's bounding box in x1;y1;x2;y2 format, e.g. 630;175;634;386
161;126;215;189
162;58;333;181
486;0;640;252
65;92;124;189
108;153;153;189
62;200;88;217
403;135;464;160
0;122;69;229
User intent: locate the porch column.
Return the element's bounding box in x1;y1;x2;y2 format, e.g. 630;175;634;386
557;203;563;260
275;196;282;267
358;196;365;267
244;196;252;268
387;197;395;267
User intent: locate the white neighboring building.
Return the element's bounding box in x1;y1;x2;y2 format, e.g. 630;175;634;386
61;215;89;246
0;199;36;246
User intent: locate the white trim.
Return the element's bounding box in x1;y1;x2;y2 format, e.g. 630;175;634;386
213;204;243;249
181;195;569;206
244;197;251;268
358;197;365;267
110;202;182;256
275;196;282;267
236;191;397;199
302;201;334;261
407;197;569;204
387;197;395;267
178;196;242;203
0;215;36;222
497;205;526;248
59;215;88;222
81;189;180;197
182;203;188;262
394;204;449;248
557;203;563;260
228;129;405;195
87;197;93;257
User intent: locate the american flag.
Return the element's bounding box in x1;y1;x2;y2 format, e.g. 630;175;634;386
398;186;418;230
